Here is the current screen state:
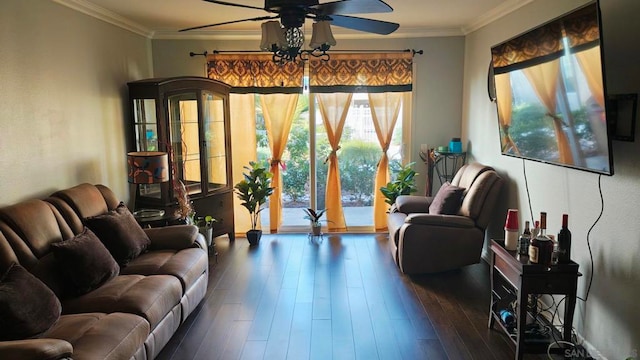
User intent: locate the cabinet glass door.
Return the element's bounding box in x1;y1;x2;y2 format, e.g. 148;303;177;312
132;98;161;199
168;93;202;196
203;91;228;190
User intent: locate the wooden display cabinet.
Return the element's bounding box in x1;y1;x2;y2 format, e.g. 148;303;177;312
127;77;234;240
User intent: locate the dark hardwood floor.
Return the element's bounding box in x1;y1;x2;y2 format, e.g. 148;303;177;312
157;234;543;360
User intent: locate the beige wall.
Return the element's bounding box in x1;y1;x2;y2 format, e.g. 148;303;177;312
463;0;640;357
0;0;152;205
151;36;466;193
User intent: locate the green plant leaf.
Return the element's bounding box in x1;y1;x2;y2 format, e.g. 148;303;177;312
379;162;418;206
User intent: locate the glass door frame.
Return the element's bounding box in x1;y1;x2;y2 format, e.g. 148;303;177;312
275;92;412;234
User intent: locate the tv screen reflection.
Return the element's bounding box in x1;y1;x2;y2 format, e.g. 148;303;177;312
491;2;613;175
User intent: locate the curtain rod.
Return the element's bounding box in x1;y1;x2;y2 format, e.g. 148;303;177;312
189;49;423;57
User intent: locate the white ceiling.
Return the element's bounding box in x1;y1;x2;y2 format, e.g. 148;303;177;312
55;0;535;39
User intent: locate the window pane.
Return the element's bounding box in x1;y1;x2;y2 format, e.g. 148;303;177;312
203;92;228;188
339;94;377;227
169;93;202;195
133;99;158;152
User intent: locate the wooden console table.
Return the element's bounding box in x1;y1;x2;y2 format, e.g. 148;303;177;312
489;239;581;359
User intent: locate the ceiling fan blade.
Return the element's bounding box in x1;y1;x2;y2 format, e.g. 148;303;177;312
179;16;277;32
328;14;399;35
202;0;267;11
314;0;393;16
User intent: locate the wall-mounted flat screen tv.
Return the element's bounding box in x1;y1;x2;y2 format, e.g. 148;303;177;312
491;1;613;175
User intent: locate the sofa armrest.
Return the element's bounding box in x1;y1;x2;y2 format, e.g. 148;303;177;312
395;195;433;214
144;225;204;250
405;213;475;228
0;339;73;360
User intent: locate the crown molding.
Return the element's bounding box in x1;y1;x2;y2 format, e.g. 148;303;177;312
463;0;536;34
52;0;154;38
390;27;465;38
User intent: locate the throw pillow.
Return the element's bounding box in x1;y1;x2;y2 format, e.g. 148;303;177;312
50;227;120;295
0;263;62;341
85;203;151;266
429;182;465;215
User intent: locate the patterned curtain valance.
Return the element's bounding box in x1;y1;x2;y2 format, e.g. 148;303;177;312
206;53;304;94
309;52;413;93
492;3;599;74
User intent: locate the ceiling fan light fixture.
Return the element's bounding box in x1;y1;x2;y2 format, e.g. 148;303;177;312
260;20;286;51
260;19;335;64
309;21;336;50
284;26;305;50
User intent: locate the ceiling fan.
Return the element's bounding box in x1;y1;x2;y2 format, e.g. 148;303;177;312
179;0;399;35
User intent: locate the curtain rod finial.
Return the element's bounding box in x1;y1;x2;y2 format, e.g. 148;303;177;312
189;51;208;57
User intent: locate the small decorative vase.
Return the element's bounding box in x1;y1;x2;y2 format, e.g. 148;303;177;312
199;226;213;247
246;229;262;246
311;224;322;236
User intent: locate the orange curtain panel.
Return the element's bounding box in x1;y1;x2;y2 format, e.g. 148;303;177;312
495;73;520;155
369;92;403;231
316;93;353;231
575;46;605;108
523;59;573;164
260;94;299;232
230;94;258;235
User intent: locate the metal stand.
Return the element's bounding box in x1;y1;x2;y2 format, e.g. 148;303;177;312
209;242;218;264
433;151;466;185
419;149;436;196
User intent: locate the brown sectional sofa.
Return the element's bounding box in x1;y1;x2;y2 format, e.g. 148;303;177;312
0;183;209;360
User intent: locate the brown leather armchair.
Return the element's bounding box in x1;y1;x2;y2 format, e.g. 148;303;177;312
387;163;504;274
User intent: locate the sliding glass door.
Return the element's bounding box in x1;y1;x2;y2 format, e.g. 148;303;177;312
258;93;405;232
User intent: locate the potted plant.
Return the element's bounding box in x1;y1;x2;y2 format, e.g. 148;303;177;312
234;161;274;246
303;208;327;236
194;215;216;247
380;161;418;207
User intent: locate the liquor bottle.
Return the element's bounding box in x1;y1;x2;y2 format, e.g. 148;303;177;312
517;221;531;256
539;212;548;238
529;212;553;266
531;220;540;239
557;214;572;263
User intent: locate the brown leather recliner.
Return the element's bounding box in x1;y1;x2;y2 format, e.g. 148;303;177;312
387;163;504;274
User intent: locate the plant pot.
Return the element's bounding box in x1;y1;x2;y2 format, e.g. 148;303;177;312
199;226;213;247
246;229;262;246
311;224;322;236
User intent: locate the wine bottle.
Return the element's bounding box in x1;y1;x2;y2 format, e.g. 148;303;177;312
557;214;572;263
517;221;531;256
